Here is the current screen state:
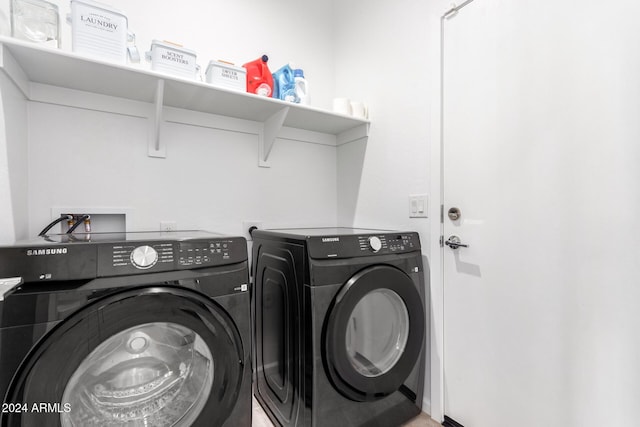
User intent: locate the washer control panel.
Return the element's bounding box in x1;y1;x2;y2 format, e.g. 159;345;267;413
97;237;247;276
308;232;420;259
178;239;237;267
102;241;175;275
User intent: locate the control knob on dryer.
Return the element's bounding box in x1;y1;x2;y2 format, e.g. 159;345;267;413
131;245;158;269
368;236;382;253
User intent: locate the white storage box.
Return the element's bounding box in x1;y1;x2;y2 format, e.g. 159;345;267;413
205;60;246;92
147;40;198;80
70;0;128;63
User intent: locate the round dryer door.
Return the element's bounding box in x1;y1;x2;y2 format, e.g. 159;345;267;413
3;287;244;426
324;265;425;402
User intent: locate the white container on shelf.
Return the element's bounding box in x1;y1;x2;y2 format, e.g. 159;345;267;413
205;60;246;92
146;40;198;80
69;0;128;63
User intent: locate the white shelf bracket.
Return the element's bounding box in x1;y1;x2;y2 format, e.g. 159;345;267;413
0;43;30;99
337;123;370;146
148;79;166;158
259;106;289;167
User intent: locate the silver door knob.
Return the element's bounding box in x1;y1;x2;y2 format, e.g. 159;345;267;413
445;236;468;250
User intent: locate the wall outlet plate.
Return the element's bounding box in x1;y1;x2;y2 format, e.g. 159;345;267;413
242;220;263;241
160;221;177;232
409;194;429;218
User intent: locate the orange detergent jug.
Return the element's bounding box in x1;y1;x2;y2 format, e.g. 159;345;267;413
242;55;274;97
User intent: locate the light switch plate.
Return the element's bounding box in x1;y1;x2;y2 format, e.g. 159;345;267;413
409;194;429;218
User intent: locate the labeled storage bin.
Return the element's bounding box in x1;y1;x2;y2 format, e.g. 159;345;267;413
146;40;198;80
11;0;61;48
70;0;128;63
205;60;246;92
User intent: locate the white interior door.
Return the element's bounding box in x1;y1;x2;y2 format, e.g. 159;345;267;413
442;1;640;426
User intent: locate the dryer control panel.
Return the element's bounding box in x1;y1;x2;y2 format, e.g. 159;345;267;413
97;238;247;277
307;232;420;259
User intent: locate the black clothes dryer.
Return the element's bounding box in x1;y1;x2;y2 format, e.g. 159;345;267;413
252;228;427;427
0;231;251;427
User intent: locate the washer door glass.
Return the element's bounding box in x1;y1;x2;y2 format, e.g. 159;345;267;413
346;289;409;377
61;322;213;427
2;288;245;427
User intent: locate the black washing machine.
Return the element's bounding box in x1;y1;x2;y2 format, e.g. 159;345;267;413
0;231;251;427
252;228;427;427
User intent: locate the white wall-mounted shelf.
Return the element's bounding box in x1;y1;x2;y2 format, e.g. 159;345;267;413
0;36;370;166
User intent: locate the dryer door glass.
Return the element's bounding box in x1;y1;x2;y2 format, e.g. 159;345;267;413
345;289;409;377
61;322;213;427
324;264;425;402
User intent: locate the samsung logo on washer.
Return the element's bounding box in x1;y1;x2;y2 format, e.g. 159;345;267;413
322;237;340;243
26;248;68;256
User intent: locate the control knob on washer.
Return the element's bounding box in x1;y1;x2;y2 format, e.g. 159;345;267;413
131;245;158;269
368;236;382;253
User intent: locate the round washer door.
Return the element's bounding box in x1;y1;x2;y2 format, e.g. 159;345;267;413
324;265;425;402
3;287;244;427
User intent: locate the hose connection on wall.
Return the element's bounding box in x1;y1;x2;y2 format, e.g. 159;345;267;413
66;215;91;234
38;214;74;236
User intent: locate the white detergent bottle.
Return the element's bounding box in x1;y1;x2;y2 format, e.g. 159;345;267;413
294;69;310;105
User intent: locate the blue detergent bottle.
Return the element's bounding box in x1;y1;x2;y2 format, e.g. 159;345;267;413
272;63;297;102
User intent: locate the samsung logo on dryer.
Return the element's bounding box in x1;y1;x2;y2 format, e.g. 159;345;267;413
26;248;68;256
321;237;340;243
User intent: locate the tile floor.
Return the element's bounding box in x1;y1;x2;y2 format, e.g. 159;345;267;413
251;397;441;427
251;397;274;427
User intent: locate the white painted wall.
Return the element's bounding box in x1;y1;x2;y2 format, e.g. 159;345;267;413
334;0;431;234
26;102;338;236
0;70;28;243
